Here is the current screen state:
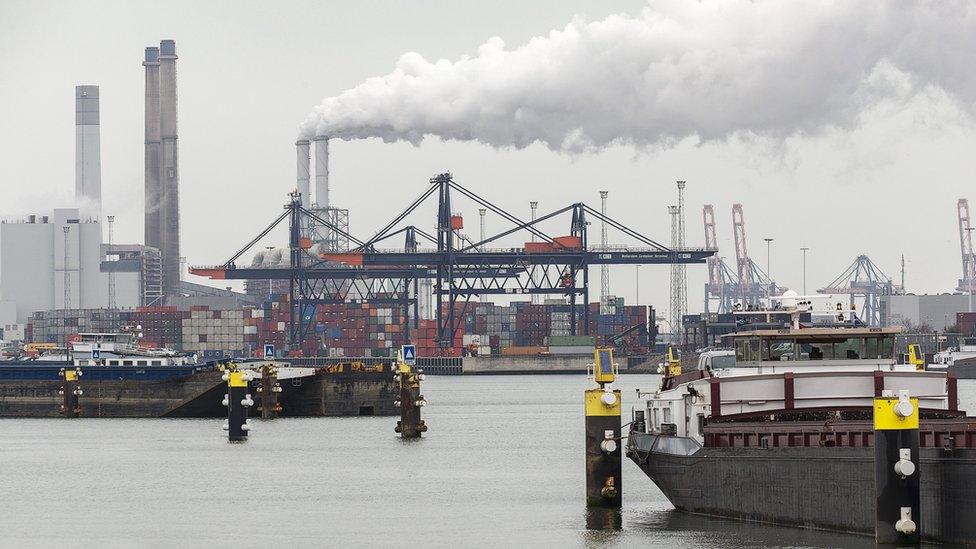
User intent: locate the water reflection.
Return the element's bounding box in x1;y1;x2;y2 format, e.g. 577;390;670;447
585;507;622;531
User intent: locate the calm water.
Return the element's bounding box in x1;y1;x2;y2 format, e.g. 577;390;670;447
1;375;972;548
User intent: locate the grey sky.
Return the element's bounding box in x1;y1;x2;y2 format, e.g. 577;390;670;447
1;0;974;317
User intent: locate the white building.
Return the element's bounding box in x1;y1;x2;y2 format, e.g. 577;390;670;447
0;209;144;323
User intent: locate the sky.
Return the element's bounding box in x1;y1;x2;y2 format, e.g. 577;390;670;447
1;0;974;320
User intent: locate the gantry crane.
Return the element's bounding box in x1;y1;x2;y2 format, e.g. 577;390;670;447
191;173;715;350
818;254;900;327
957;198;975;293
702;204;740;314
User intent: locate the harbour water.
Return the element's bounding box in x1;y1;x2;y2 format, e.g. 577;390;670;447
1;374;971;547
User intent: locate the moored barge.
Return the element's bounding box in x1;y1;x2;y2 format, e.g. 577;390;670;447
627;298;976;544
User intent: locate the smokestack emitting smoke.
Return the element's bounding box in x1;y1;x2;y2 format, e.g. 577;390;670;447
299;1;976;152
75;85;101;218
314;137;329;209
296;139;311;208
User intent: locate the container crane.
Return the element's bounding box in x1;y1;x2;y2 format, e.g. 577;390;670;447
957;198;974;293
702;204;740;314
818;254;900;327
191;175;716;350
730;204;780;309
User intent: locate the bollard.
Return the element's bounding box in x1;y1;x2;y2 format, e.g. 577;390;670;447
58;367;83;417
257;364;282;419
874;389;921;545
222;366;253;442
585;348;621;508
394;360;427;438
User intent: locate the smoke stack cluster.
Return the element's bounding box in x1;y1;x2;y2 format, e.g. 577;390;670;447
75;85;101;218
295;136;329;210
144;40;180;296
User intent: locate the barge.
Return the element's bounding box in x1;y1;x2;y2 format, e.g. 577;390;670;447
0;332;397;418
626;295;976;544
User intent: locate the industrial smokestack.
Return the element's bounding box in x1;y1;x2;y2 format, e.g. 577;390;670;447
143;47;161;254
158;39;180;296
75;85;101;219
296;139;311;208
313;136;329;209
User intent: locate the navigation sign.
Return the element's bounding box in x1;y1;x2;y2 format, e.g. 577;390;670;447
92;349;100;360
402;344;416;365
264;344;275;359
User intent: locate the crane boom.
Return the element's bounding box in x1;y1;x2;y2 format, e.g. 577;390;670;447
959;199;973;291
702;205;721;287
732;203;753;289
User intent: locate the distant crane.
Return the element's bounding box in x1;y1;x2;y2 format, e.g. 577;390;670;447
818;254;900;327
957;198;975;293
702;204;740;314
730;204;780;308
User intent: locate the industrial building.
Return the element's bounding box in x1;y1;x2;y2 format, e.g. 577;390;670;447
143;40;181;297
1;209;110;322
881;293;974;332
102;244;163;307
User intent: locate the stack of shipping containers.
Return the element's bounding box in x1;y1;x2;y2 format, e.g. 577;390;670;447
180;307;244;358
31;309;123;343
25;298;652;359
126;306;183;350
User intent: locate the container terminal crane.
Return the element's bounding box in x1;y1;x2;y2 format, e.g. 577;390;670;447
190;173;715;353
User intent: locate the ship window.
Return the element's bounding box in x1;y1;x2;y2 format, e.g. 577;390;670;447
663;407;672;424
735;340;748;361
123;360;133;366
835;338;866;360
735;338;760;362
137;360;147;366
796;341;835;360
765;340;794;361
152;360;161;366
697;414;705;435
880;337;894;359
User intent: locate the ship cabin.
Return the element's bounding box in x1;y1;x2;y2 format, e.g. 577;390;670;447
718;326;909;375
639;326;953;445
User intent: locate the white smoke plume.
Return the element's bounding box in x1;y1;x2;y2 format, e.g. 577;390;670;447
299;1;976;152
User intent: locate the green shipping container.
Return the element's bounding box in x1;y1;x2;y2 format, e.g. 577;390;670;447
546;335;597;347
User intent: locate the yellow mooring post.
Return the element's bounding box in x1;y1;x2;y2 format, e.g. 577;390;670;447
58;367;83;417
221;365;253;442
394;350;427;438
585;348;621;508
874;389;921;545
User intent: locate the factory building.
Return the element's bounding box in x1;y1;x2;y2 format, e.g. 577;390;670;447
880;293;975;332
102;244;163;307
0;209;107;322
143;40;181;297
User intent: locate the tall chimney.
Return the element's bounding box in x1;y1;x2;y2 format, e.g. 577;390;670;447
158;39;180;296
314;136;329;209
143;47;162;254
296;139;311;208
75;85;101;219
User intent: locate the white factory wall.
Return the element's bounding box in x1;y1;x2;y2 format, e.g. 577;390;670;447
0;208;141;322
882;293;973;332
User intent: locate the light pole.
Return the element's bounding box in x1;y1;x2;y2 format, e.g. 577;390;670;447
967;227;975;313
635;265;640;306
265;246;275;300
800;247;810;295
